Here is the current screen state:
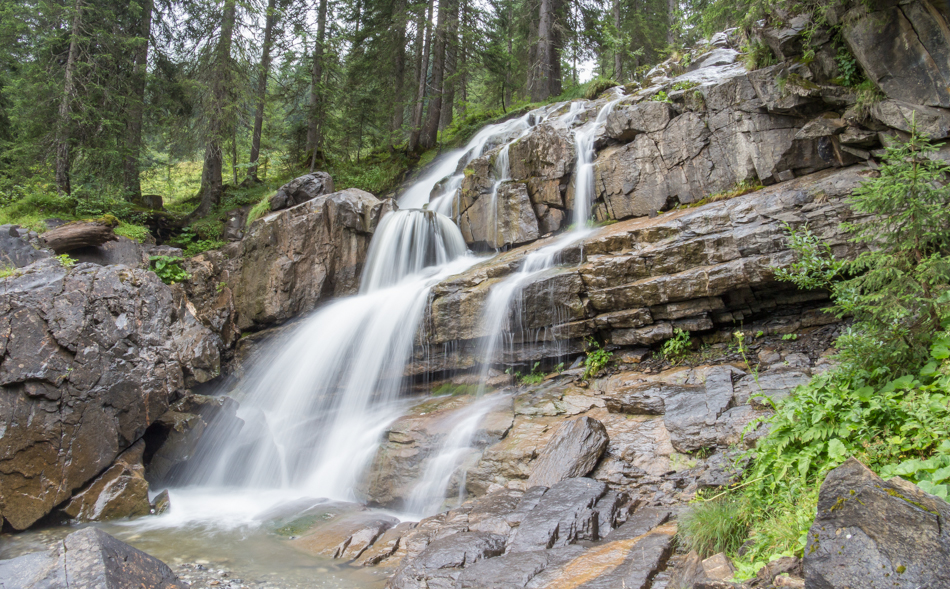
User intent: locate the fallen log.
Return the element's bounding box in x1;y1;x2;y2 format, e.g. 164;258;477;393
41;221;117;254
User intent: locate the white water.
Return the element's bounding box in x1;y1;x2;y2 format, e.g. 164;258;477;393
166;208;480;522
401;103;566;218
474;94;622;372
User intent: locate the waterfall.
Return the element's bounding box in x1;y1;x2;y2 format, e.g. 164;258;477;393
174;208;479;509
400;103;565;217
474;94;622;372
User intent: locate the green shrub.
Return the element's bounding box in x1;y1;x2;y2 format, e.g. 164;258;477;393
650;90;672;103
662;328;692;364
55;254;76;268
583;338;613;380
520;362;546;385
114;222;152;242
149;255;190;284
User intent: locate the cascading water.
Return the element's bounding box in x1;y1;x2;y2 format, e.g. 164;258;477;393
400;103;565;217
475;95;623;373
171;209;478;511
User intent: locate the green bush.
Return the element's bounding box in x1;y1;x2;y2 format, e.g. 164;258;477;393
149;255;190;284
583;338;613;380
584;78;619;100
662;328;692;364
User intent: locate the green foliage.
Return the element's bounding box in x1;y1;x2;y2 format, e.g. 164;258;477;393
583;338;613;380
741;40;777;71
880;440;950;500
782;333;798;341
114;222;151;242
520;362;547;385
0;264;17;279
678;495;752;558
853;79;886;119
149;255;190;285
662;328;692;364
183;238;226;258
55;254;76;268
672;80;700;92
834;45;862;87
773;222;846;290
650;91;672;104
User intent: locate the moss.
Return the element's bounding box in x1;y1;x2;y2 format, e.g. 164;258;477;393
896;565;906;573
883;487;938;515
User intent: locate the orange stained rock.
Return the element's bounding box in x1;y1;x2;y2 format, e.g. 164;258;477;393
540;522;677;589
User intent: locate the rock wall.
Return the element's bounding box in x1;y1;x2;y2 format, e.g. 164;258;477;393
419;165;865;373
0;259;219;530
183;187;391;346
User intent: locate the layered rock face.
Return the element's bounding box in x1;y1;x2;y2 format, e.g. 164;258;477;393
420;166;862;371
0;259;219;530
184;186;390;343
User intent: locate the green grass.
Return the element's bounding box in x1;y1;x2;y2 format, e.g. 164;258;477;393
678;495;753;558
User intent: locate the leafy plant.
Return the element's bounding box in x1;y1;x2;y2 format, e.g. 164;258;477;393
521;362;547;385
583;338;613;380
0;264;18;279
672;80;700;92
183;238;225;258
149;255;190;285
834;45;862;87
584;78;619;100
650;90;672;104
662;328;692;363
56;254;76;268
782;334;798;341
741;40;777;71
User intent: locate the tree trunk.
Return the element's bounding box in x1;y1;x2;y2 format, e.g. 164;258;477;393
42;222;117;254
421;0;451;149
613;0;622;80
439;0;460;132
389;0;407;146
248;0;278;183
55;0;83;196
457;0;468;119
123;0;152;200
505;0;513;109
194;0;237;218
408;0;434;152
528;0;554;102
667;0;676;45
307;0;329;168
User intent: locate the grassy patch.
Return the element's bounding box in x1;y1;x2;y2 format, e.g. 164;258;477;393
431;383;483;397
678;495;752;557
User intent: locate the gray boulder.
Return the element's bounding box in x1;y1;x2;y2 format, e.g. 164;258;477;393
871;99;950;140
0;259;219;530
804;457;950;588
508;477;607;552
0;527;184;588
269;171;335;211
843;0;950;108
526;416;608;488
0;225;49;269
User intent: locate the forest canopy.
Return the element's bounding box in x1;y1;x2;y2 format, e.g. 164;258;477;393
0;0;772;239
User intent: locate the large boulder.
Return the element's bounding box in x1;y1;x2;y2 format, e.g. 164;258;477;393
232;188;388;330
842;0;950;108
804;457;950;588
0;527;185;588
0;225;49;268
60;440;151;522
459;182;541;249
268;171;335;211
0;259;219;530
526;416;608;488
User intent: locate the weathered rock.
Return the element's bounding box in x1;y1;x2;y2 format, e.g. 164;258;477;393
508;477;607;552
604;384;666;415
661;367;750;453
804;457;950;588
0;527;184;588
0;260;219;530
354;521;418;567
605;101;676;142
843;0;950;108
144;394;241;484
289;508;401;560
269;171;335;211
759;14;810;60
388;532;507;589
871;99;950;140
233;188;386;330
70;236;153;268
61;440;151;522
526;417;608;488
459;182;541;249
0;225;50;268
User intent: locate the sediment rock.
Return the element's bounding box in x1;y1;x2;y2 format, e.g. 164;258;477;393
0;527;185;588
0;259;219;530
60;440;151;522
804;457;950;588
269;171;335;211
525;417;608;488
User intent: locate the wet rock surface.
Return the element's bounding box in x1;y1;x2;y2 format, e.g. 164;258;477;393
0;259;219;530
0;527;185;588
804;457;950;589
525;417;608;488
